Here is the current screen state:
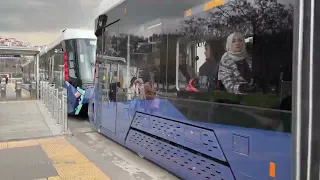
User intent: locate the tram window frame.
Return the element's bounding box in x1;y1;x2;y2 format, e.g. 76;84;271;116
168;0;294;133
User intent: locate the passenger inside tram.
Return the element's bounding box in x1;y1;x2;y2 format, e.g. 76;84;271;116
218;32;255;94
180;40;224;94
175;30;292;112
199;40;220;77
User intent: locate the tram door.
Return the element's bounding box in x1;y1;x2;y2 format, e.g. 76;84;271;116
97;58;117;135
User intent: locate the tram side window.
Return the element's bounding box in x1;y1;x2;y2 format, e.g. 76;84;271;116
176;0;293;111
126;24;168;100
100;21;127;102
53;53;64;87
169;0;295;133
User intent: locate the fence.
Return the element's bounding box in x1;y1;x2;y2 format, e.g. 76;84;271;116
39;81;68;134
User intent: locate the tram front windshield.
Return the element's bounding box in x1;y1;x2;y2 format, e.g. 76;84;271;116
76;39;96;83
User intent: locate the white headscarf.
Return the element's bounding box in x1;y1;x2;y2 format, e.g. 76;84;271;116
221;32;248;62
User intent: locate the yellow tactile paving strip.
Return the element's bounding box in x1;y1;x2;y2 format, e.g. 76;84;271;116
48;176;62;180
0;137;111;180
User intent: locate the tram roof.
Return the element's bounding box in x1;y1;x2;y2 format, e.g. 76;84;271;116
0;46;40;56
40;29;97;56
98;0;124;16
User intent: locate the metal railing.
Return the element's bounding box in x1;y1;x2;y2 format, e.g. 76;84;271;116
40;81;68;134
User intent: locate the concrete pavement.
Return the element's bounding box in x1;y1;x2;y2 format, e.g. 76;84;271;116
0;101;52;141
0;97;179;179
0;133;180;180
0;137;110;180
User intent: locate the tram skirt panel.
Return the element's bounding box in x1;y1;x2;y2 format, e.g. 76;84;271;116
125;113;234;180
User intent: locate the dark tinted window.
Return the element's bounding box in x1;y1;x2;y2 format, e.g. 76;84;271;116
76;39;96;82
97;19;128;102
53;53;64;88
64;39;77;79
103;0;294;132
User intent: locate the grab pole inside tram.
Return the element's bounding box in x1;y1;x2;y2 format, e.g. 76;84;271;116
292;0;320;179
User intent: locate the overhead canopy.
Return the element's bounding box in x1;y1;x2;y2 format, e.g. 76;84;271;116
0;46;40;56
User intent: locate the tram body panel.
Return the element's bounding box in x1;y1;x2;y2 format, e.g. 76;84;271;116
92;0;295;179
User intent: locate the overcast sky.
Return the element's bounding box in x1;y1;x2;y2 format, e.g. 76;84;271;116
0;0;100;45
0;0;294;46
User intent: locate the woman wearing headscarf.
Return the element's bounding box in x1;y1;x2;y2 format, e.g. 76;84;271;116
218;32;254;94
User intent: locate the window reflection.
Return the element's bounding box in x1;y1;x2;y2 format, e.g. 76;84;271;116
174;0;293;112
98;0;295;131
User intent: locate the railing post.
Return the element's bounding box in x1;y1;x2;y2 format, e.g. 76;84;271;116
56;91;62;125
45;82;49;108
38;81;68;135
49;84;55;114
39;81;42;101
42;81;45;102
53;88;57;119
61;89;68;134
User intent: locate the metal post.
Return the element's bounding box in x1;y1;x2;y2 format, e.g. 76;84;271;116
46;82;49;107
44;82;48;107
52;88;56;118
1;78;6;99
15;80;22;99
292;0;320;179
54;88;60;123
35;54;40;100
49;84;55;114
47;84;51;111
46;82;49;108
56;91;62;125
61;90;67;134
31;80;37;99
40;81;44;102
39;81;42;101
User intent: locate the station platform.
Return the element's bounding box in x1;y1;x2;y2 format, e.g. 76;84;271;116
0;100;64;141
0;93;178;180
0;136;110;180
0;133;178;180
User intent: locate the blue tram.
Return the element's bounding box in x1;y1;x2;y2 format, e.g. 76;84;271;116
22;29;98;115
89;0;294;179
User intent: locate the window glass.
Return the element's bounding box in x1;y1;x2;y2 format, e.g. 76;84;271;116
126;20;168;100
76;39;96;82
53;53;64;88
102;0;294;132
98;21;127;102
171;0;294;132
64;40;77;78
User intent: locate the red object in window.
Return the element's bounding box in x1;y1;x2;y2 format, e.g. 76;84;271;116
185;78;199;92
64;52;69;82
